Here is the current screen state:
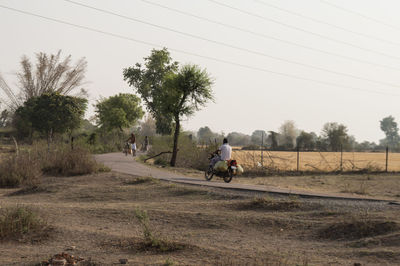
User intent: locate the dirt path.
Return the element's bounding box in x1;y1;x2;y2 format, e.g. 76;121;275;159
95;153;399;203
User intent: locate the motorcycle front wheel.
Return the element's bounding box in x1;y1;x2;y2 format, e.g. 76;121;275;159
223;169;233;183
205;166;214;181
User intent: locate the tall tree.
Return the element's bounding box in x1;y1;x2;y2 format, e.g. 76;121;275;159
95;93;144;131
123;48;178;134
279;120;298;149
251;130;267;145
197;126;214;143
321;122;349;151
296;131;316;150
268;131;279;150
124;49;213;166
380;115;400;148
16;50;87;102
226;132;251;146
163;64;214;166
14;93;87;145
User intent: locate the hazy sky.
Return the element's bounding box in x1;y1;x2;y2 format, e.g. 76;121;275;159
2;0;400;142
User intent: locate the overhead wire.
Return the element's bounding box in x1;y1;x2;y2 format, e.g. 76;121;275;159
254;0;400;47
319;0;400;32
59;0;400;88
0;4;399;97
139;0;400;71
207;0;400;61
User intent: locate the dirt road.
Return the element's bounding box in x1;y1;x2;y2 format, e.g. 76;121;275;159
95;153;398;203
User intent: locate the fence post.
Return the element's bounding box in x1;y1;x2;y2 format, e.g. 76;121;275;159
261;131;264;168
297;146;300;172
340;144;343;172
386;146;389;172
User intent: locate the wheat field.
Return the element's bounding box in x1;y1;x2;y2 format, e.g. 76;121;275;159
232;150;400;171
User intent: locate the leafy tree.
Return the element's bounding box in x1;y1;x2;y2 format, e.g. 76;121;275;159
197;126;214;143
296;131;316;150
321;122;349;151
380;116;400;148
267;131;279;150
124;49;213;166
138;115;157;137
226;132;251;146
250;130;267;145
279;120;298;149
95;93;144;131
14;93;87;145
16;50;87;103
123;48;178;134
163;64;214;166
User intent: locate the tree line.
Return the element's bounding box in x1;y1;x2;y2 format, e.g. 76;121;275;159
0;48;214;167
196;117;400;152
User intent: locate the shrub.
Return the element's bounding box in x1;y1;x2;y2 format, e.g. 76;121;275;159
0;142;107;188
134;208;184;252
0;206;47;240
42;146;99;176
0;152;42;188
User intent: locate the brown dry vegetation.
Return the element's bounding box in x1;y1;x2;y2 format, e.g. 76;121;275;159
1;172;399;265
232;150;400;172
233;174;400;200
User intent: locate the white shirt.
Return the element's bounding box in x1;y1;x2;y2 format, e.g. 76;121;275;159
220;143;232;160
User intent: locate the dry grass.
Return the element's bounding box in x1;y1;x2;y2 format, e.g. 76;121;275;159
41;147;102;176
319;219;398;240
0;152;42;188
0;172;399;265
235;196;302;211
234;174;400;200
0;144;109;188
232;150;398;172
0;206;49;241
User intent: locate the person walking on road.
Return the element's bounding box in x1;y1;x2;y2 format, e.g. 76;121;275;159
127;133;137;156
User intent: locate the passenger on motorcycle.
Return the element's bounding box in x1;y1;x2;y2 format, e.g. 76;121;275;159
210;138;232;167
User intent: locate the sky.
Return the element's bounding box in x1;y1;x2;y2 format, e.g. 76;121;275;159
1;0;400;142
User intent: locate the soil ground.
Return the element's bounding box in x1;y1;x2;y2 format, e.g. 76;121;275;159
1;171;400;265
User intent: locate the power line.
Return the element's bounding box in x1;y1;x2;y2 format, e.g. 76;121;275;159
319;0;400;32
254;0;400;47
140;0;400;71
60;0;400;88
0;4;399;97
207;0;400;61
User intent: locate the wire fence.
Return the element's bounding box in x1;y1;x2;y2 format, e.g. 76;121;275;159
232;146;396;173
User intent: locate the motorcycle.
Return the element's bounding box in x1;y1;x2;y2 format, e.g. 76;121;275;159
204;153;238;183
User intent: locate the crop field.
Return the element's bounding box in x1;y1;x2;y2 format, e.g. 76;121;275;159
232;150;400;172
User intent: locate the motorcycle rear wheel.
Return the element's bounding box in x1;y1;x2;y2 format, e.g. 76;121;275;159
205;166;214;181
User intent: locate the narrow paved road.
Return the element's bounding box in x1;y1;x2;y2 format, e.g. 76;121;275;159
96;152;399;203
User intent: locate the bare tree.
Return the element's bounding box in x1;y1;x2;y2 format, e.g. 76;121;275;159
16;50;87;102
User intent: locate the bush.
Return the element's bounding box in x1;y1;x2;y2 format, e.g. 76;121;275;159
0;142;107;188
42;146;99;176
0;152;42;188
0;206;47;240
134;208;184;252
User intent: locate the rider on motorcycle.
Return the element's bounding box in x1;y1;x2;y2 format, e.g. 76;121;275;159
210;138;232;167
